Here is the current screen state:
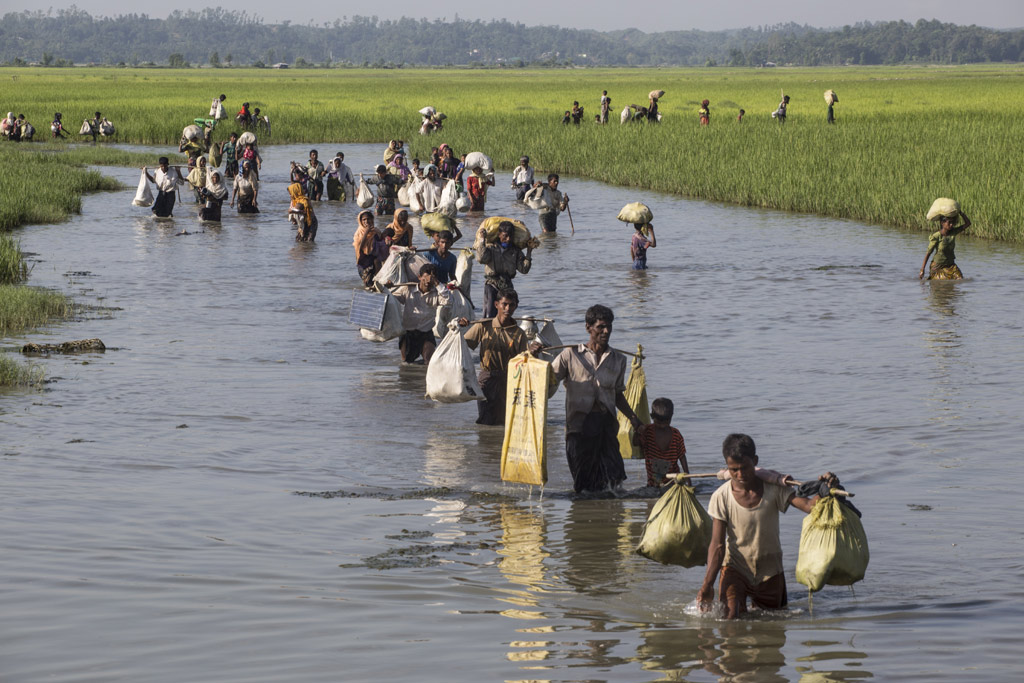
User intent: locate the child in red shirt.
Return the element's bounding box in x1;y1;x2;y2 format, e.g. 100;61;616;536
635;397;689;488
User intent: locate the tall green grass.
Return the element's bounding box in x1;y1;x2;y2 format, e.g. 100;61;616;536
0;284;72;337
0;353;45;388
0;234;29;284
3;65;1024;240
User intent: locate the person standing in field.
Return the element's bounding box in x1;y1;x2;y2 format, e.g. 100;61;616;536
699;100;710;125
143;157;184;218
511;156;534;201
919;209;971;280
550;304;643;494
772;95;789;123
827;99;836;124
600;90;610;124
525;174;569;233
51;112;67;139
737;109;745;122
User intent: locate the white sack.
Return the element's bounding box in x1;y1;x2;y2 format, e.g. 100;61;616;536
132;171;154;207
356;180;374;208
360;293;404;342
464;152;493;173
397;184;410;206
409;182;425;213
425;322;483;403
433;287;474;338
455;249;474;298
80;120;93;135
419;106;436;117
620;107;631;124
456;195;471;213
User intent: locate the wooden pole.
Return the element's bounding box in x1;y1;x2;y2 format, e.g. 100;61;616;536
566;203;575;235
664;472;854;496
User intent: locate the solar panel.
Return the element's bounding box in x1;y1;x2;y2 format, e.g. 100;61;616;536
349;289;389;330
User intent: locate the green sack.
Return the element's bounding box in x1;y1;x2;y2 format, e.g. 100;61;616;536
795;496;869;593
420;212;456;236
635;482;712;568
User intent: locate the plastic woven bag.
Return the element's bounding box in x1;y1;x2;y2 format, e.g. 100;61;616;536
455;194;471;213
926;198;959;222
617;202;653;225
635;481;712;567
479;216;531;247
501;353;551;486
795;496;870;593
824;89;838;106
649;89;666;100
397;184;410;206
620;106;631;124
617;349;651;459
418;106;436;117
420;212;456;236
356;180;374;208
425;321;483;403
79;120;93;135
132;171;154;207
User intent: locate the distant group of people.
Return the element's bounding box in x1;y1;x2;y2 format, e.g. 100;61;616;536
0;110;117;142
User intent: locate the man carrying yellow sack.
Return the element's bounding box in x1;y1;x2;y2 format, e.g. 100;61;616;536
550;305;642;494
697;433;839;619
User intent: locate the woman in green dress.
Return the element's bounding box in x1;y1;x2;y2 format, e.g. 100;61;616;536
920;209;971;280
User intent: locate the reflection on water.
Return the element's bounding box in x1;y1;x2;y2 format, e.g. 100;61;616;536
5;144;1024;682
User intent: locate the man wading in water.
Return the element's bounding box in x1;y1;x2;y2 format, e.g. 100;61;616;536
550;305;641;494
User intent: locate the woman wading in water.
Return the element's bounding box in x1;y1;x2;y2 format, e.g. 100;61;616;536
920;209;971;280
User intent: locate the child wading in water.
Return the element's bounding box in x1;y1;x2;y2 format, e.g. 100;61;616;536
630;222;656;270
698;433;839;619
635;397;688;488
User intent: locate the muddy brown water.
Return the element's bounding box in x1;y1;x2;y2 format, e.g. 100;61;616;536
2;144;1024;681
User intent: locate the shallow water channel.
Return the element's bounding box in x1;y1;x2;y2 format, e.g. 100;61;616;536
3;143;1024;681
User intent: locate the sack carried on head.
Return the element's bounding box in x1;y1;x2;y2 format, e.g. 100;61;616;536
464;152;493;174
649;89;665;100
420;212;456;236
824;90;838;106
617;202;653;225
926;198;959;222
479;216;531;248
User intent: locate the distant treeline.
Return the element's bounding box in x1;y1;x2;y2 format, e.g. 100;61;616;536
2;8;1023;67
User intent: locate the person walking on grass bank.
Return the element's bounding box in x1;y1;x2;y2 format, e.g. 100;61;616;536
143;157;184;218
525;174;569;233
920;209;971;280
550;305;642;494
697;433;839;619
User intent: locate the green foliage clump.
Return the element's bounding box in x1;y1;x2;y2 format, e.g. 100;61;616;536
0;353;45;388
0;234;29;284
0;284;72;337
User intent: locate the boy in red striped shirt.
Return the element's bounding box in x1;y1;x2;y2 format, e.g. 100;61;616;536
635;397;689;488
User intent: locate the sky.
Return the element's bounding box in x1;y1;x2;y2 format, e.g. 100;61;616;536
10;0;1024;32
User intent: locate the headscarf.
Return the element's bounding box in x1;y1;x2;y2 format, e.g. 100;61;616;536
383;139;399;164
387;154;409;182
206;172;228;200
387;210;412;245
288;183;315;226
353;210;379;259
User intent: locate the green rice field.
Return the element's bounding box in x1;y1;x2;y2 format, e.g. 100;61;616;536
2;65;1024;240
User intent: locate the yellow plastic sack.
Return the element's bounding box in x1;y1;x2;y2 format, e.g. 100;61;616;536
420;212;456;235
617;348;650;460
926;198;959;222
480;216;531;248
617;202;653;225
795;496;870;593
824;89;838;106
635;482;712;567
500;353;550;486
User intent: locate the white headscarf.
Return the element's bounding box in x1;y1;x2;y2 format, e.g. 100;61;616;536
205;171;228;200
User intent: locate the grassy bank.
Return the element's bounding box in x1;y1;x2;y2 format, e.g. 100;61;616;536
3;65;1024;240
0;144;158;230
